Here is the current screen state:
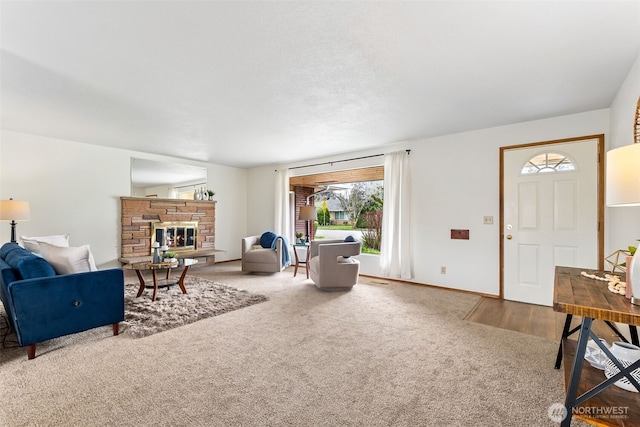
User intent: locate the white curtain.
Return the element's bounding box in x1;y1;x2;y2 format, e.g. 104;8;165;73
380;150;412;279
274;169;291;240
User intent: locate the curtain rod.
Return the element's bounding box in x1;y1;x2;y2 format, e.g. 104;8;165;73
286;149;410;171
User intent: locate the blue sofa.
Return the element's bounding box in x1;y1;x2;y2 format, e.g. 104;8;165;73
0;242;124;359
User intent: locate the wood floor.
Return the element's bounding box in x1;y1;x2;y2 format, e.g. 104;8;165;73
464;296;632;343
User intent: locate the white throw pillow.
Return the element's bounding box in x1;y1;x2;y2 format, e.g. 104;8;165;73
38;242;98;275
20;234;70;255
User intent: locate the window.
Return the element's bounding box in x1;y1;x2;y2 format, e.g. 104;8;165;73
521;152;576;175
289;166;384;254
334;211;348;220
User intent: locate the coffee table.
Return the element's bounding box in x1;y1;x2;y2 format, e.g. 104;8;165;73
123;258;198;301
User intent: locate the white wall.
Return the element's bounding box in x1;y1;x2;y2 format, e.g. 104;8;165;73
249;109;611;295
607;51;640;253
0;130;247;267
207;162;248;262
246;166;278;237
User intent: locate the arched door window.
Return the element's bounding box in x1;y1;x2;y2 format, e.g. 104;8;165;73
521;152;577;175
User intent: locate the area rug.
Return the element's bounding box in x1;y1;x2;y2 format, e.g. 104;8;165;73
123;276;268;338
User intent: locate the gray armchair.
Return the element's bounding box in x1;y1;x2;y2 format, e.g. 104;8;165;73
309;239;361;291
242;235;284;273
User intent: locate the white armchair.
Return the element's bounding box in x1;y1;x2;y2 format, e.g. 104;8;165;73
309;239;361;291
241;235;284;273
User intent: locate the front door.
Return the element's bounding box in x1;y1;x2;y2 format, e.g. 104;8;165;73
502;137;602;306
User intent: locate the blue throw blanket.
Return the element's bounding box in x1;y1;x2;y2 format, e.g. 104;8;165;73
271;235;291;267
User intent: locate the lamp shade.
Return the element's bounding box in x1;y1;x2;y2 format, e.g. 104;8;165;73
298;206;317;221
0;199;31;221
606;144;640;207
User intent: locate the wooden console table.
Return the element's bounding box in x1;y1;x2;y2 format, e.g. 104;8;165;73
554;266;640;426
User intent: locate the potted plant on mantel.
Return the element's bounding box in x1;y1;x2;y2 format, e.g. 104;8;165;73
207;190;215;200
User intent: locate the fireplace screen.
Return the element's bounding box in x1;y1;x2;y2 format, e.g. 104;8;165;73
151;221;197;253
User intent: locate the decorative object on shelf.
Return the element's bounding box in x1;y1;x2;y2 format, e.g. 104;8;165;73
0;198;31;243
628;255;635;299
195;188;208;200
152;242;161;264
604;341;640;392
207;190;215;200
624;242;637;299
605;249;632;273
584;338;610;370
580;271;627;295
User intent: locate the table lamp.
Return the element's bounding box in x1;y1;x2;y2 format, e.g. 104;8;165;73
298;205;317;243
0;199;31;243
606;142;640;304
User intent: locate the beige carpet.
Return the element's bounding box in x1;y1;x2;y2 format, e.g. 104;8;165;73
0;261;588;426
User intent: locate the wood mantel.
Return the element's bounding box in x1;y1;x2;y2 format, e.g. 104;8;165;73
120;197;216;265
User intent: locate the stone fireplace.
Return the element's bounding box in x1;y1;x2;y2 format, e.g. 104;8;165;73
120;197;216;265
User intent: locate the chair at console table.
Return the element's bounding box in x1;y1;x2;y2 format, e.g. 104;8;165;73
554;266;640;427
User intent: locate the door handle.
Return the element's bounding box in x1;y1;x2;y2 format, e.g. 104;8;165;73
506;234;512;240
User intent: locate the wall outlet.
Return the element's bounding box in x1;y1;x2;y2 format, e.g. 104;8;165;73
440;266;446;274
483;216;494;225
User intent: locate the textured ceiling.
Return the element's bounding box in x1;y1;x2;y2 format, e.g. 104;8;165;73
1;1;639;168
